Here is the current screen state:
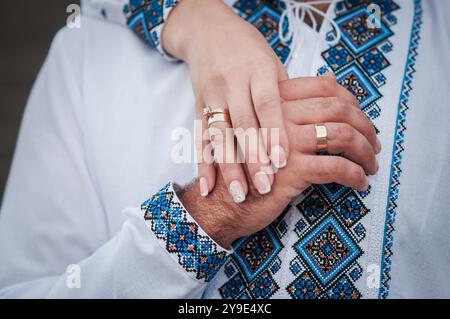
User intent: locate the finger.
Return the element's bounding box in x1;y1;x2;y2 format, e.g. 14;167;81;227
209;119;248;203
203;88;249;203
250;65;289;170
284;97;379;153
290;122;378;175
276;58;289;82
226;84;274;195
325;72;361;108
294;154;369;191
195;104;216;197
279;73;358;107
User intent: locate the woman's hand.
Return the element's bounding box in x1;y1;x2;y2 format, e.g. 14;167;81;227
162;0;290;203
186;76;381;247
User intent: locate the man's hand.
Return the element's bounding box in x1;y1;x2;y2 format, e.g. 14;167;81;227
180;75;380;248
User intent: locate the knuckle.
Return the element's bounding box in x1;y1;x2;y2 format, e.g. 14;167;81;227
204;73;225;90
232;113;255;130
203;68;236;92
319;76;336;95
219;66;236;81
329;158;346;176
330;98;349;118
351;166;366;187
297;156;314;176
350;95;360;108
366;121;378;141
337;123;355;143
254;95;279;113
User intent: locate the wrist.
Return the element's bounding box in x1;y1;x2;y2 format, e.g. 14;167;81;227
162;0;236;61
178;180;245;248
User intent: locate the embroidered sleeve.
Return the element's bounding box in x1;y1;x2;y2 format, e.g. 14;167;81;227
123;0;181;60
141;182;230;282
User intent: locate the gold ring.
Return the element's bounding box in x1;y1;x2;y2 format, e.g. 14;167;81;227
207;113;231;127
315;124;328;152
203;106;231;127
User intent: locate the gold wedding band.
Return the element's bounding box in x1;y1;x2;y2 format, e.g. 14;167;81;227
315;124;328;152
203;106;231;127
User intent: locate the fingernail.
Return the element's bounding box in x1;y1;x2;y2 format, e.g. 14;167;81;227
199;177;209;197
376;137;382;154
229;180;246;203
255;171;271;195
271;145;287;169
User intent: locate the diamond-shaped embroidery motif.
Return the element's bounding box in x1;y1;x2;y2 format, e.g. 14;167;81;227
334;192;369;227
336;7;393;55
327;275;362;299
247;6;281;45
296;189;329;224
166;222;198;253
322;43;354;71
358;48;390;75
295;216;361;285
338;64;381;108
317;183;350;203
219;273;247;299
214;0;405;299
233;0;264;18
247;271;279;299
286;271;323;299
232;228;283;281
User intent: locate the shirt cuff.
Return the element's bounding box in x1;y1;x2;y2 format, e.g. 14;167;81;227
123;0;181;61
141;182;231;282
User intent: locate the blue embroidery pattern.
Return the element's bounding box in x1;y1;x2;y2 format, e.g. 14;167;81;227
141;183;228;282
294;216;362;286
219;0;404;299
218;210;288;299
124;0;180;57
287;0;403;299
232;0;291;64
127;0;422;298
379;0;423;299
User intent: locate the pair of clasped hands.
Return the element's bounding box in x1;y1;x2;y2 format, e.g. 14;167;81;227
164;0;380;247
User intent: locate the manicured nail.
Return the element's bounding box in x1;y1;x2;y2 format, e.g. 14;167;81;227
270;145;287;169
376;137;382;154
199;177;209;197
229;180;245;203
255;171;271;195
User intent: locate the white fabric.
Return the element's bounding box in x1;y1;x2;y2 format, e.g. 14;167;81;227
81;0;127;25
0;18;202;298
0;0;449;298
388;0;450;298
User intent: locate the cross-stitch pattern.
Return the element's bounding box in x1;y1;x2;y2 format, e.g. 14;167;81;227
141;183;228;282
219;0;408;299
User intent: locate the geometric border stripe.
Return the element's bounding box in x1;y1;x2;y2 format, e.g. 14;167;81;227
378;0;423;299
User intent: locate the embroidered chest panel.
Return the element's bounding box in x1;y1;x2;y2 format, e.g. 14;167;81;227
215;0;409;300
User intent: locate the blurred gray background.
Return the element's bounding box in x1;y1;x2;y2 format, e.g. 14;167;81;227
0;0;79;204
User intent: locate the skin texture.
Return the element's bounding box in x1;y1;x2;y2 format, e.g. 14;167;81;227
180;76;380;248
163;0;290;201
163;0;381;209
